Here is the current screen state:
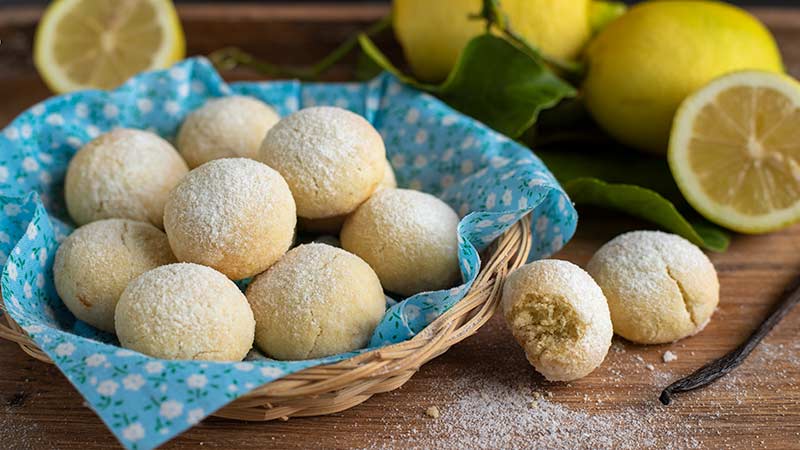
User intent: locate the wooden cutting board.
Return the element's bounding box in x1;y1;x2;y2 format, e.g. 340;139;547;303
1;4;799;449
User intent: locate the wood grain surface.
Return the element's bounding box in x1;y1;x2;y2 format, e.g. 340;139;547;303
1;4;799;449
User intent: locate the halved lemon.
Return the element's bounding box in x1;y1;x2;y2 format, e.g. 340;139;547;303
34;0;186;93
669;71;800;234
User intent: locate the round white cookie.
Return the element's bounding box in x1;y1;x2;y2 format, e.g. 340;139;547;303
65;128;189;228
53;219;176;332
341;188;460;296
115;263;255;361
259;106;386;219
246;243;385;360
297;159;398;234
177;95;280;168
586;230;719;344
502;259;613;381
164;158;296;280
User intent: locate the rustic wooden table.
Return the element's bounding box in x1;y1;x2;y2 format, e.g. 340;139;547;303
1;4;799;449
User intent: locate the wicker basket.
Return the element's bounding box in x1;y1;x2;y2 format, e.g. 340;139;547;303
0;215;531;421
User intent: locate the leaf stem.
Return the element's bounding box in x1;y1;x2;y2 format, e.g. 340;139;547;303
501;28;586;80
208;15;392;81
471;0;586;80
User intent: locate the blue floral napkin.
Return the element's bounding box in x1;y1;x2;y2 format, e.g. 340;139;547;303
0;58;576;449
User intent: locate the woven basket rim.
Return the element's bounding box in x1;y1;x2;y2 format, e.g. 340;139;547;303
0;215;532;421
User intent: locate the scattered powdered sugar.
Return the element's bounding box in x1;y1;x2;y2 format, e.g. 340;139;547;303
356;316;800;450
663;351;678;363
633;354;656;371
0;375;52;450
0;405;44;450
364;363;701;449
431;379;657;449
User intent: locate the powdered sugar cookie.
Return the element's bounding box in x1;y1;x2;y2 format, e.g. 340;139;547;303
502;259;613;381
587;230;719;344
164;158;296;280
259;106;385;219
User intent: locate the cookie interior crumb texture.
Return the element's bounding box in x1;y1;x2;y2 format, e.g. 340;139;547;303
425;406;441;419
501;259;613;381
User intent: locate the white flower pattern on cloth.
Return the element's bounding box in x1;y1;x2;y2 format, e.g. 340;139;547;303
97;380;119;397
54;342;75;357
186;408;205;426
22;157;39;172
6;261;16;280
0;58;576;450
186;374;207;389
259;367;284;378
85;354;106;367
159;400;183;419
123;374;146;391
234;362;254;372
144;362;164;374
4;203;20;216
23;324;44;333
26;222;38;240
122;423;145;442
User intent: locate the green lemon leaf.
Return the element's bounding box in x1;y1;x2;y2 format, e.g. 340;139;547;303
537;149;685;205
537;149;729;251
563;178;729;251
358;33;576;137
438;34;577;137
354;48;385;81
357;34;436;90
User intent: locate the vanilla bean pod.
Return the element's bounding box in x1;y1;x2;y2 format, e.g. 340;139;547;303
660;275;800;405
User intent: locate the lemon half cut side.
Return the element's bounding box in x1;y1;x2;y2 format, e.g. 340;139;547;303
34;0;186;93
669;71;800;234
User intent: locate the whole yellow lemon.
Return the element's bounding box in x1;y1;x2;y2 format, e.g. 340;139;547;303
393;0;591;82
583;1;783;154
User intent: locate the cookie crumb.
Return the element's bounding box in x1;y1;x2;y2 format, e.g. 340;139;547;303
662;351;678;363
645;364;655;371
425;406;441;419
